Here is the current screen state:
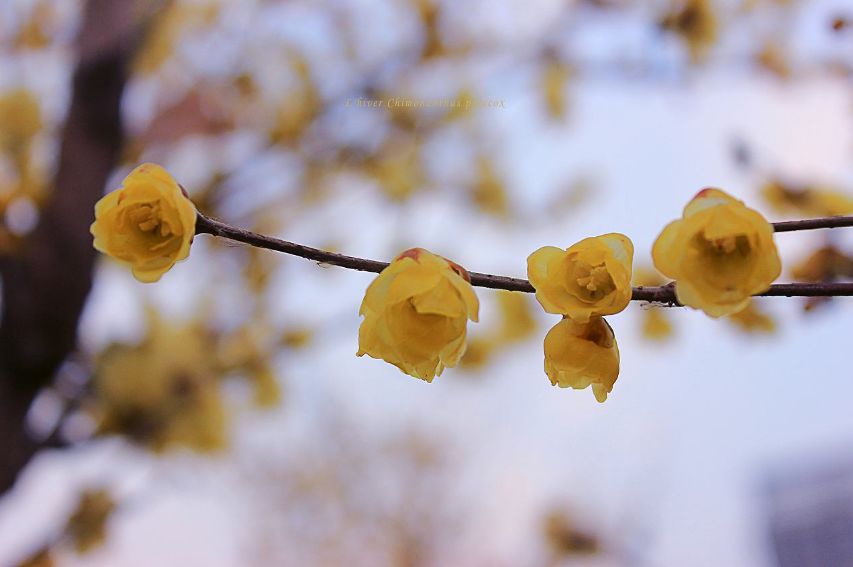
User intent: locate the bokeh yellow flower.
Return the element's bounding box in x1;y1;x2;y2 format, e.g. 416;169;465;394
761;179;853;218
527;233;634;323
653;188;781;317
357;248;479;382
726;299;776;334
633;266;675;341
660;0;718;64
65;489;116;554
0;88;41;151
543;317;620;403
93;315;227;452
90;163;196;282
642;309;674;341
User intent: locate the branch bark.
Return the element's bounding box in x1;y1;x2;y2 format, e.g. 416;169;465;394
195;213;853;306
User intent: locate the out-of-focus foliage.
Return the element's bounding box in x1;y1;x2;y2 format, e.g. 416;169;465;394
15;488;116;566
759;179;853;312
469;156;509;219
659;0;718;64
16;548;53;567
460;291;539;370
242;414;468;566
790;245;853;312
91;313;229;452
540;57;572;120
761;179;853;218
64;489;116;554
88;307;288;451
726;300;777;334
633;267;676;342
542;508;600;559
0;88;46;252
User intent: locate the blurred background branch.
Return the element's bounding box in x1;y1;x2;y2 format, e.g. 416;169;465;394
0;0;149;493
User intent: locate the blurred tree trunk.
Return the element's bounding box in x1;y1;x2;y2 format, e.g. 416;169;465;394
0;0;142;494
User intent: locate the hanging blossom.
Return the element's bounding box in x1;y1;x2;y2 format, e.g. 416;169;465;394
357;248;479;382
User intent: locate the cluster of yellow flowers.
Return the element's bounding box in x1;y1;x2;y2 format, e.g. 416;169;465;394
91;165;783;402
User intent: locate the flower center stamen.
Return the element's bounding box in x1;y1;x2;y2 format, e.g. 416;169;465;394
573;263;615;300
128;203;174;237
698;233;751;259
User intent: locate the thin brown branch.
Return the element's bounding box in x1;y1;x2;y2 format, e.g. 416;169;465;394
195;214;853;306
772;216;853;232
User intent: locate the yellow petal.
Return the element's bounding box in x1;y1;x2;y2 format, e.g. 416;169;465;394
357;248;478;381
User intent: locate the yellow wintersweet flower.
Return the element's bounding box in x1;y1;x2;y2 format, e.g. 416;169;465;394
653;188;781;317
527;233;634;323
357;248;479;382
543;317;620;403
93;314;227;452
90;163;196;282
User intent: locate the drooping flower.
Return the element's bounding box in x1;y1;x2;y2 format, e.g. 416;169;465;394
357;248;479;382
90;163;196;282
543;316;620;403
527;233;634;323
652;188;781;317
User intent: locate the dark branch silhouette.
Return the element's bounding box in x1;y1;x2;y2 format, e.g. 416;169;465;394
195;213;853;306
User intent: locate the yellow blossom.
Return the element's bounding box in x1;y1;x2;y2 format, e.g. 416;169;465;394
541;60;571;120
134;3;220;75
365;140;425;202
527;233;634;323
281;327;314;350
93;316;227;452
660;0;718;64
17;548;53;567
642;309;674;341
543;509;600;557
90;163;197;282
0;88;41;151
633;266;675;341
761;179;853;217
248;364;282;408
727;300;776;334
357;248;479;382
495;291;538;343
65;489;116;554
791;246;853;282
459;336;497;370
543;317;620;403
653;188;781;317
470;156;509;218
268;51;320;144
